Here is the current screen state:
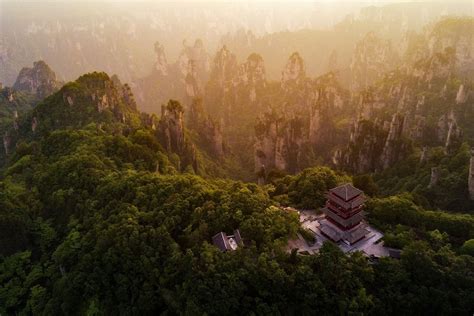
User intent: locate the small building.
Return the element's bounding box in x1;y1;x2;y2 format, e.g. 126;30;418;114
212;229;242;252
319;183;369;245
387;248;402;259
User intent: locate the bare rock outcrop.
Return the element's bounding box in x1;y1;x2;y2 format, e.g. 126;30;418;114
154;41;168;76
188;98;225;159
350;32;398;91
236;53;266;103
159;100;185;153
254;112;304;174
441;111;463;154
334;119;386;174
380;113;406;170
13;60;62;99
335;113;411;173
428;167;441;188
281;52;305;90
455;84;468;104
469;149;474;200
3;132;10;155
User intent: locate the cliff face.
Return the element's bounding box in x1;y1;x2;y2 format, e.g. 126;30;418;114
444;112;463;155
13;60;62;99
469;149;474;200
158;100;198;172
455;84;468;104
0;84;36;160
309;72;345;146
203;46;239;119
236;53;266;104
412;48;455;84
3;133;11;155
208;46;239;89
428;18;474;78
380;113;407;170
188;98;225;158
333;119;387;174
281;52;305;91
350;32;399;91
154;42;168;76
180;39;210;102
254;111;304;174
159;100;185;153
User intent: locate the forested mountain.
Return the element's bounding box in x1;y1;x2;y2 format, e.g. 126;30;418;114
1;2;474;315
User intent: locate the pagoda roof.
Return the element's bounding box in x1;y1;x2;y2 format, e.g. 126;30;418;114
326;192;365;210
329;183;363;202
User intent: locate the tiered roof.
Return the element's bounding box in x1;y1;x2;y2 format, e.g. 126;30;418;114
330;183;363;201
320;184;368;244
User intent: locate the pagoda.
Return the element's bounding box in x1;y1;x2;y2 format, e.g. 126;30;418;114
319;183;369;245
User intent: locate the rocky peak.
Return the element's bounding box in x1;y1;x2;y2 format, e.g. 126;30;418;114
281;52;306;89
13;60;61;99
158;99;198;172
188;97;225;158
469;148;474;200
254;111;304;174
209;45;238;86
159;100;185;153
204;117;224;158
153;41;168;76
428;18;474;77
236;53;266;103
350;32;398;91
188;97;205;130
29;72;141;136
178;39;210;79
111;74;137;111
444;112;462;155
309;72;346;145
380;113;406;170
185;59;201;99
239;53;266;86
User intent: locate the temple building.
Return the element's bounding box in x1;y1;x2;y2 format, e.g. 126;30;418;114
212;229;242;252
319;183;369;245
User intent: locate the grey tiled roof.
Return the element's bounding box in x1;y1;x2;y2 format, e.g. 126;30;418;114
212;229;243;252
319;219;369;245
329;183;363;202
212;232;230;251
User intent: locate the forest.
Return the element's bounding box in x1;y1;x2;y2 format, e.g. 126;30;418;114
1;1;474;315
